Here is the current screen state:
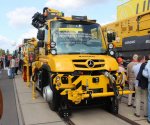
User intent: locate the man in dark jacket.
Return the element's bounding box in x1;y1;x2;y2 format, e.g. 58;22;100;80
142;55;150;123
133;55;147;117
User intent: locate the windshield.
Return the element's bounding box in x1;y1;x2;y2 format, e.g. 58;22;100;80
51;21;106;54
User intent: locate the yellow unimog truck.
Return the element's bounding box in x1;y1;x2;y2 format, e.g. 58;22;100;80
29;8;132;117
102;0;150;58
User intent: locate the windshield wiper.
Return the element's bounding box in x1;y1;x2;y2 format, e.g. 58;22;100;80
64;52;107;55
82;53;107;55
68;52;82;54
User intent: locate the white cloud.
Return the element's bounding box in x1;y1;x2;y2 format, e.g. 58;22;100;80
17;28;37;45
6;7;37;28
45;0;110;10
0;35;16;52
99;14;117;26
0;28;37;53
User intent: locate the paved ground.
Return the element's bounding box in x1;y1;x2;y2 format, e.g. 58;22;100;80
14;74;65;125
70;107;131;125
0;70;19;125
13;75;135;125
1;71;149;125
120;97;149;125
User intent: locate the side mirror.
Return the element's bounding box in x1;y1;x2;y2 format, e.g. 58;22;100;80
37;30;45;40
38;41;44;47
107;32;116;43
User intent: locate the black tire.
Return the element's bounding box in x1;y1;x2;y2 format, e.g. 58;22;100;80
48;89;60;111
48;72;60;111
38;69;49;96
36;70;43;96
111;97;119;115
39;65;60;112
105;96;119;115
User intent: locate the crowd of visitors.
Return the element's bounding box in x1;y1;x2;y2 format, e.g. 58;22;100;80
4;54;22;79
118;54;150;123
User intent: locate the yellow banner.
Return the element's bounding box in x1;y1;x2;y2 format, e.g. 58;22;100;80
58;28;83;32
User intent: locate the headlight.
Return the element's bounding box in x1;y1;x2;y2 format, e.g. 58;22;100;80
56;76;60;81
50;42;56;48
51;49;57;55
109;50;115;56
108;43;114;49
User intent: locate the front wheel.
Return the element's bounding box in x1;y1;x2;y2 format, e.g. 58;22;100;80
48;91;60;111
105;96;119;115
111;97;119;115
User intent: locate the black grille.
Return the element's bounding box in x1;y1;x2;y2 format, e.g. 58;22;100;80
94;64;105;68
74;64;87;68
72;60;87;62
93;59;105;62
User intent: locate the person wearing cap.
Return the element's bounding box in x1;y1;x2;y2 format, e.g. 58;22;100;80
127;54;138;107
117;57;125;72
117;57;126;86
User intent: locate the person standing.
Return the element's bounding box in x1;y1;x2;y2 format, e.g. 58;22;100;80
15;57;19;75
117;57;126;85
136;56;148;118
127;54;138;106
117;57;126;72
132;55;146;117
142;55;150;123
10;56;16;79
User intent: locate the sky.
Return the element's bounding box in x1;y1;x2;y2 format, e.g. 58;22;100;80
0;0;128;53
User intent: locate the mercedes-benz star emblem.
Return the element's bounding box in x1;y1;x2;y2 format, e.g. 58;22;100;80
88;60;94;67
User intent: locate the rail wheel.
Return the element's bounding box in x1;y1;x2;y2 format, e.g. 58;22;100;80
58;99;71;118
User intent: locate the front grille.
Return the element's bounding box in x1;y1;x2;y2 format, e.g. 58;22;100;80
72;60;86;62
73;59;105;69
74;64;87;68
92;59;104;62
94;64;105;68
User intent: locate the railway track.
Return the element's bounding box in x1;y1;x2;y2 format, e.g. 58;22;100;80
116;114;140;125
59;105;142;125
63;113;140;125
63;112;140;125
64;118;76;125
